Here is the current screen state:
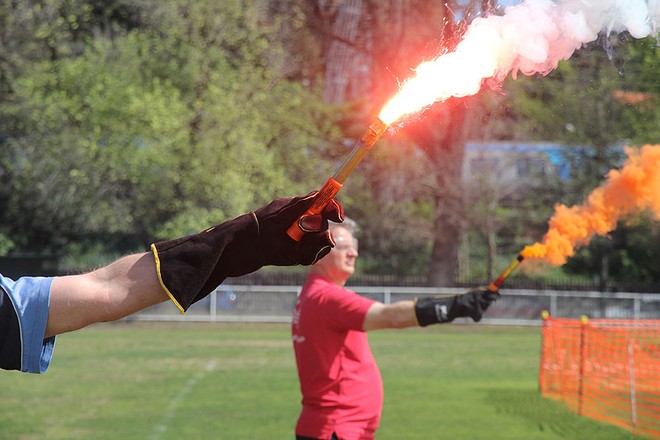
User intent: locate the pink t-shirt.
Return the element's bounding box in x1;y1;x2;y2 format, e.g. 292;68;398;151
292;274;383;440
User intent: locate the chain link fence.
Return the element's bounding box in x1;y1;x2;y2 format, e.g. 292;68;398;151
127;285;660;325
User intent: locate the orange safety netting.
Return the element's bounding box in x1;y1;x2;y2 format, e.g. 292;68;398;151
539;315;660;438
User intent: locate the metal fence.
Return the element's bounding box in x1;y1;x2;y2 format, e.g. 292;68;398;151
127;285;660;325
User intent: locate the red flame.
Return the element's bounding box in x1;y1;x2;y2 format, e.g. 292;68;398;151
522;145;660;265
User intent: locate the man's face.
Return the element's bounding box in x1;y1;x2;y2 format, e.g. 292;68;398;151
313;226;359;286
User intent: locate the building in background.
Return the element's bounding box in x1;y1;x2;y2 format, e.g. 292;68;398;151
462;142;571;207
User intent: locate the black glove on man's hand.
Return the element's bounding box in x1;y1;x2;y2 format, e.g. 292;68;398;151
254;193;344;266
414;288;500;326
151;193;343;313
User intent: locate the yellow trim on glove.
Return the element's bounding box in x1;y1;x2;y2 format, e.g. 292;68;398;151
150;243;186;314
412;297;421;327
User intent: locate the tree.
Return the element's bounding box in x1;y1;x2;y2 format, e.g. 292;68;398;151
2;33;190;253
134;0;340;239
617;36;660;144
0;0;149;254
0;0;338;263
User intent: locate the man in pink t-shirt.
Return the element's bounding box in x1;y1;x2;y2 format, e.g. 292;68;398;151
292;219;500;440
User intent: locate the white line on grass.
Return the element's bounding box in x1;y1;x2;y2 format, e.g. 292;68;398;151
149;359;218;440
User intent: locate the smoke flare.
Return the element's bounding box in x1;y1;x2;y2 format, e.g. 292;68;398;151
379;0;660;125
522;145;660;265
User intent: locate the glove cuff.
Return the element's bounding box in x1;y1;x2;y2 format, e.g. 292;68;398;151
414;296;457;327
151;213;259;313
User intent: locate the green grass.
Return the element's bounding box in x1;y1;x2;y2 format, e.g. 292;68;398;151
0;323;644;439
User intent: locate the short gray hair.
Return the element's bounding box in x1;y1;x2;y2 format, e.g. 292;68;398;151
329;216;359;236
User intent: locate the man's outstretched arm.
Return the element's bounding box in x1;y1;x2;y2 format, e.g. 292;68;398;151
45;193;343;338
46;253;165;338
362;288;500;331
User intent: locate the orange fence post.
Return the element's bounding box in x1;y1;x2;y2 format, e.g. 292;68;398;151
627;338;637;434
538;311;550;394
578;315;588;416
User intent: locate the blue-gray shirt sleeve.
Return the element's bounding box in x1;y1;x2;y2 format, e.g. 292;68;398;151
0;274;56;374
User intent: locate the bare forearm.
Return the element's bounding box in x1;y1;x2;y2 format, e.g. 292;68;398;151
363;301;418;331
46;253;168;337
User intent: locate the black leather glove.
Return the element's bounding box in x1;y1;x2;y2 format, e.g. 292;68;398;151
151;193;343;313
414;288;500;326
253;194;344;266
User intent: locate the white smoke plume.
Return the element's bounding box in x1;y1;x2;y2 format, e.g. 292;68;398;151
487;0;659;80
380;0;660;124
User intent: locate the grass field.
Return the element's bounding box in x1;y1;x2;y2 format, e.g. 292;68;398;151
0;322;645;439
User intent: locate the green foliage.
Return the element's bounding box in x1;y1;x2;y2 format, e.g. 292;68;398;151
0;0;337;257
618;36;660;143
2;31;189;252
565;215;660;285
59;241;124;270
508;40;627;147
346;139;435;277
153;207;229;241
0;231;15;255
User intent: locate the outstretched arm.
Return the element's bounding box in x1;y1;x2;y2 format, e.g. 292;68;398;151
363;301;418;331
44;193;344;338
46;253;165;338
362;288;500;332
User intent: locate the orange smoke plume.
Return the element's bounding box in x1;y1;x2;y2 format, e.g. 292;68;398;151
521;144;660;265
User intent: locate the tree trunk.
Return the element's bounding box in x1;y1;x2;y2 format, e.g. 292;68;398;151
427;186;463;285
486;199;497;281
599;253;609;292
408;99;475;286
322;0;366;104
